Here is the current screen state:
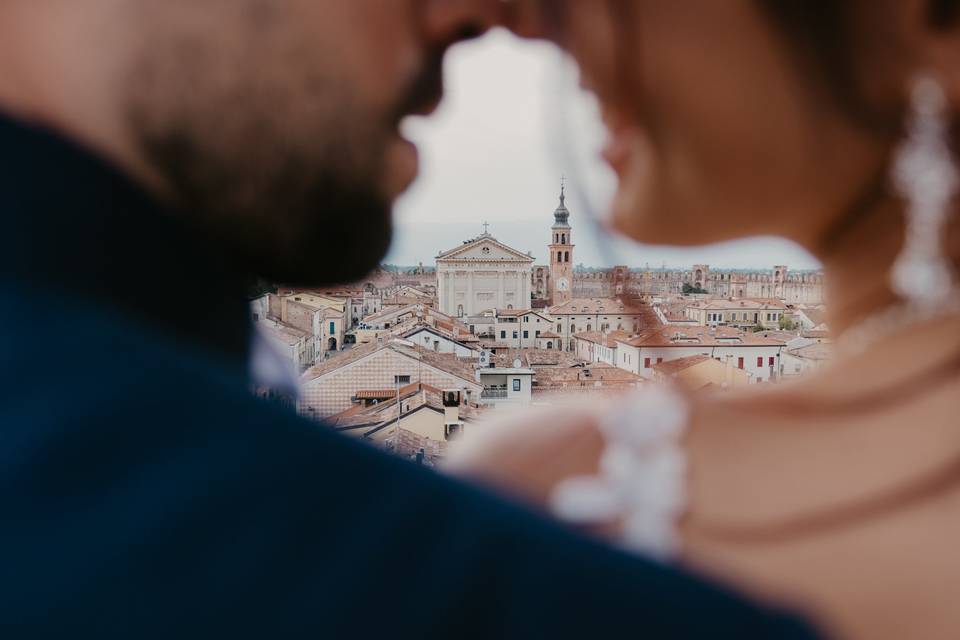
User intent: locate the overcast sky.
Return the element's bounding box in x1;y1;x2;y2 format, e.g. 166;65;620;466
386;29;821;271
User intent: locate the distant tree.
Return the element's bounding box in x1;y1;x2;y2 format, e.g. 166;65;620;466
779;316;798;331
247;278;276;299
751;324;766;333
682;283;708;294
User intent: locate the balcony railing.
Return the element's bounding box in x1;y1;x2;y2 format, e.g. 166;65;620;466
481;389;508;399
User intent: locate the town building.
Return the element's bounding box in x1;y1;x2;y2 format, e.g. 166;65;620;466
435;227;535;318
573;330;633;366
532;363;643;399
299;338;482;418
254;319;315;373
684;298;788;329
614;326;785;383
327;382;478;464
476;366;535;409
650;354;752;390
401;325;479;357
468;308;556;349
533;263;825;306
791;306;830;332
255;291;348;360
782;341;833;377
548;298;651;351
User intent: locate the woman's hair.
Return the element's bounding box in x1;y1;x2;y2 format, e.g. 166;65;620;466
756;0;960;129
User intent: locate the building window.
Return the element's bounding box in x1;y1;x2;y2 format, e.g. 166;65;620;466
512;331;518;339
757;356;763;368
769;356;775;366
657;357;663;364
395;375;411;384
500;330;506;339
557;323;562;332
644;357;651;369
513;378;521;392
535;330;541;338
329;321;335;334
737;357;744;369
523;330;529;339
564;251;569;262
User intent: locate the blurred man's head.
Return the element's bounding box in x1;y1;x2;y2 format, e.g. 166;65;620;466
0;0;501;284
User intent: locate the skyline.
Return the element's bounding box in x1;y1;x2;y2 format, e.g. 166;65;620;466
385;29;822;271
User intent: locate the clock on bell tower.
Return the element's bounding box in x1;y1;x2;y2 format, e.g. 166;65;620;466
549;179;574;305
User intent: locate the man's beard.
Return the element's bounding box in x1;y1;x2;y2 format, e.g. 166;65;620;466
134;117;394;286
120;0;452;288
121;3;425;287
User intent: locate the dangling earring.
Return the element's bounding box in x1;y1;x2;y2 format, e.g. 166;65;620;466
890;74;959;307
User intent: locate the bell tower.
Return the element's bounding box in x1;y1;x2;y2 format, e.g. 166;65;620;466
549;179;574;305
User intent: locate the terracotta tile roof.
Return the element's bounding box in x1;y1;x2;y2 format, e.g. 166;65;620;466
362;304;420;324
799;307;829;327
573;330;633;348
623;326;783;347
300;340;383;381
754;330;799;343
789;343;833;360
400;324;478;350
549;297;632;315
353;381;422;400
537;331;561;339
687;298;787;310
651;354;713;375
255;321;309;345
330;383;482;430
492;348;581;368
533;363;642;389
382;296;432;307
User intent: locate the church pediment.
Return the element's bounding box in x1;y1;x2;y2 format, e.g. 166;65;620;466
437;236;534;263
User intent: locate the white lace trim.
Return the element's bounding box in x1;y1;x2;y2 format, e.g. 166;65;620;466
549;386;689;560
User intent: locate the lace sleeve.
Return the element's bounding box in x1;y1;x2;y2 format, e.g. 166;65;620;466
548;386;689;560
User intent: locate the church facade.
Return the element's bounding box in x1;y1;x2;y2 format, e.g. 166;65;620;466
435;230;534;318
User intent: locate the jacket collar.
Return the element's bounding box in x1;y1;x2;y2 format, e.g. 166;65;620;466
0;113;253;368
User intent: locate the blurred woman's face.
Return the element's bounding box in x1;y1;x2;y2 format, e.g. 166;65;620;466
527;0;892;252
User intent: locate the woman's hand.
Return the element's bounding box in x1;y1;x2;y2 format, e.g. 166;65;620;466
442;400;609;509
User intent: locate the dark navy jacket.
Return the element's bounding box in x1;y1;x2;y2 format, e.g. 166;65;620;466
0;115;820;638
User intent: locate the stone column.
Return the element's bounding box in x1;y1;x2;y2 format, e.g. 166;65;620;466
467;272;474;316
522;269;530;309
446;270;455;316
497;269;505;309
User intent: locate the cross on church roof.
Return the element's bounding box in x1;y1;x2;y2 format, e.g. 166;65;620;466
482;221;490;235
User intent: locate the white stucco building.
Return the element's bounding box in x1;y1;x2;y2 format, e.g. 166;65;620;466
436;231;535;318
614;326;785;383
